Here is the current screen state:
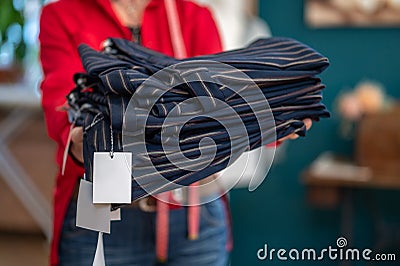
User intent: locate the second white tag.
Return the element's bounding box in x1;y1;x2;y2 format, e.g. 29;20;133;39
92;232;105;266
93;152;132;204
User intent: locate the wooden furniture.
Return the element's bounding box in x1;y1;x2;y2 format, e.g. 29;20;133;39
302;105;400;265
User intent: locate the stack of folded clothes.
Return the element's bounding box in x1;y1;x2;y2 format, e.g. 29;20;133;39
67;37;330;200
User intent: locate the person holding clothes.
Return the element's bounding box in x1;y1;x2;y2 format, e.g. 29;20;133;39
39;0;229;265
39;0;312;265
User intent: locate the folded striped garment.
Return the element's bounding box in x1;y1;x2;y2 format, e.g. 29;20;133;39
67;37;329;200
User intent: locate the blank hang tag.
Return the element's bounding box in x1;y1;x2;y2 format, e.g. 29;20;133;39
76;179;111;233
110;208;121;221
93;152;132;204
92;232;105;266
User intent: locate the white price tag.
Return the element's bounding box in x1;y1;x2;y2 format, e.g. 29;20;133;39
93;152;132;204
92;232;105;266
110;208;121;221
76;179;111;233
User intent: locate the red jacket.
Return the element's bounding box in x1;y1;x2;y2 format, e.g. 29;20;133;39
39;0;222;264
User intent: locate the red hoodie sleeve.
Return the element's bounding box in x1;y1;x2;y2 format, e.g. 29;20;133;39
39;4;84;166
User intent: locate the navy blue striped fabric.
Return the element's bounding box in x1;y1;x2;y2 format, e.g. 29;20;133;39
68;37;330;201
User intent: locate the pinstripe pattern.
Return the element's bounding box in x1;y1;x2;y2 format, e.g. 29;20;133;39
68;37;329;201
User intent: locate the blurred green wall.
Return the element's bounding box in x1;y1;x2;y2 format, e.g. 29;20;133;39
229;1;400;265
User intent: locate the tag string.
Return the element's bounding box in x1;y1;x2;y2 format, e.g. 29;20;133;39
61;122;76;176
110;125;114;159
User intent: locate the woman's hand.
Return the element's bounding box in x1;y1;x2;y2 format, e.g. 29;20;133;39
278;118;313;142
70;127;84;163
